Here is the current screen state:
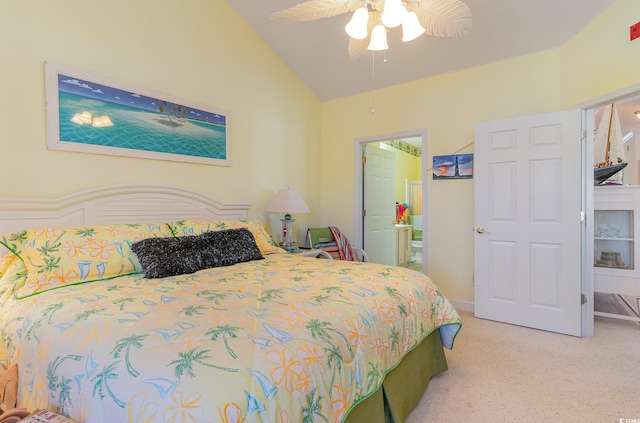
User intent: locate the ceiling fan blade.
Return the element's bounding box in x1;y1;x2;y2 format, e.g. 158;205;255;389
348;37;370;61
416;0;472;38
271;0;353;22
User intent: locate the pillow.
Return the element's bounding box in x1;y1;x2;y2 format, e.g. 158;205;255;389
0;252;19;279
132;233;220;279
167;219;284;255
0;231;29;259
204;228;264;267
132;228;263;278
1;223;171;298
0;252;27;302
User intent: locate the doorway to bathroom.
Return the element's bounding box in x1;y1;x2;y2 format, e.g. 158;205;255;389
353;129;427;273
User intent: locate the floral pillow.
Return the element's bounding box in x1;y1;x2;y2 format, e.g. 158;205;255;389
0;252;27;303
167;219;284;255
0;252;19;278
0;223;171;298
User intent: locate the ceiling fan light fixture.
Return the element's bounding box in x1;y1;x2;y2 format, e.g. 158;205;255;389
345;7;369;39
635;110;640;119
271;0;472;60
381;0;406;28
401;11;425;42
368;24;389;51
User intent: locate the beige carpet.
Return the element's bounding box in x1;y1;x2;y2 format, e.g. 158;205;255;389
406;311;639;423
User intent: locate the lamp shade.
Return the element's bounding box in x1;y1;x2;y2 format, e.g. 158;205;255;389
381;0;406;28
368;25;389;51
345;7;369;40
401;11;425;42
266;189;310;214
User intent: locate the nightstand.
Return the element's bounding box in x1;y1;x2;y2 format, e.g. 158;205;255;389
294;248;333;259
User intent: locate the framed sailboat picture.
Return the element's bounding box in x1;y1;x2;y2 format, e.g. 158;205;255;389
432;153;473;180
45;62;230;166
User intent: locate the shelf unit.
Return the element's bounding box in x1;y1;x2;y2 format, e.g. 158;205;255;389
593;186;640;323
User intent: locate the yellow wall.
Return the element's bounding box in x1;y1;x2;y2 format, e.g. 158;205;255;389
560;0;640;107
2;0;640;303
0;0;321;244
320;0;640;301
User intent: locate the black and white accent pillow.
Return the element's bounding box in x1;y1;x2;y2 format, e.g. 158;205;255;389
203;228;264;267
132;228;263;279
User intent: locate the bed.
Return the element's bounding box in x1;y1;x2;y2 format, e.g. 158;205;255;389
0;184;461;423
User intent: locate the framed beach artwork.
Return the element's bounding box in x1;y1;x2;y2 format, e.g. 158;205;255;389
44;62;230;166
432;153;473;180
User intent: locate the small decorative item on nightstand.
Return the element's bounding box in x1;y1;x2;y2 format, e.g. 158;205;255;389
265;188;310;253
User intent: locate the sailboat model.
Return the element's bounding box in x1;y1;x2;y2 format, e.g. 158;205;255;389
594;103;627;185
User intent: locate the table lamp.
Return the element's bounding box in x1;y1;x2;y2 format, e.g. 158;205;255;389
265;188;310;252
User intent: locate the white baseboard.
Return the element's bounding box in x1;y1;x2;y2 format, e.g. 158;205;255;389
449;299;474;313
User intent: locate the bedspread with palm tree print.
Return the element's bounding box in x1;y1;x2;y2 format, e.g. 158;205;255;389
0;253;461;423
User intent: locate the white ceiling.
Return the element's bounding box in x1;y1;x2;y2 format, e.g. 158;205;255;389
227;0;616;102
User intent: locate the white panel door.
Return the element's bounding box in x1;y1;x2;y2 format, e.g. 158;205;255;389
364;144;396;265
474;110;583;336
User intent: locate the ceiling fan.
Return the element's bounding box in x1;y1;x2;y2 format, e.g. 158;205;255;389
271;0;472;60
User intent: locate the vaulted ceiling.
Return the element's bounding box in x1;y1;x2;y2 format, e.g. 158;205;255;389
227;0;616;102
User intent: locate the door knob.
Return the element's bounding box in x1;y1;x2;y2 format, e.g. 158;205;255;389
476;227;487;234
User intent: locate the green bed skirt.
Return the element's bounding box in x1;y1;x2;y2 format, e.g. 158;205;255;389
344;329;448;423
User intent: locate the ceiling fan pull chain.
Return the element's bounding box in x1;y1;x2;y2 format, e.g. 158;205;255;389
371;51;376;114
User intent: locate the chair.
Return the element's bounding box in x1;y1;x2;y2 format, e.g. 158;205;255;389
306;227;369;262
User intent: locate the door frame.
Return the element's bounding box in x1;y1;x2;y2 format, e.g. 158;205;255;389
578;81;640;337
353;128;428;273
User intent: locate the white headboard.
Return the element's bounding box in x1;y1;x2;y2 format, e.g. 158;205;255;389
0;184;250;254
